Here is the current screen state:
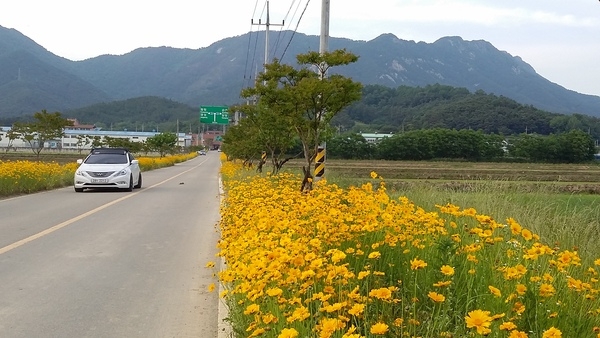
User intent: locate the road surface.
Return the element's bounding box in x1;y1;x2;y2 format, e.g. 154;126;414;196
0;153;224;337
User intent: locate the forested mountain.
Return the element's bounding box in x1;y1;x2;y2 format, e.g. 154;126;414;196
25;84;594;142
2;25;600;119
335;84;600;139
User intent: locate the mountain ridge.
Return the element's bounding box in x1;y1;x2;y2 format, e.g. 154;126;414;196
0;25;599;118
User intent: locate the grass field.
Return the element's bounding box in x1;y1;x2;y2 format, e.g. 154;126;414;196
279;159;600;261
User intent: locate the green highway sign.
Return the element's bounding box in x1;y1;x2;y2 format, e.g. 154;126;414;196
200;106;229;125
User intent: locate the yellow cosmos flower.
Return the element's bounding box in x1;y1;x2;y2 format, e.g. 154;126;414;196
428;291;446;303
369;287;393;300
368;251;381;259
509;330;529;338
521;228;533;241
278;328;299;338
244;303;260;315
267;287;283;297
370;322;389;335
205;261;215;268
489;285;502;298
539;283;556;297
433;280;452;287
410;258;427;270
499;321;517;330
542;327;562;338
286;305;310;323
370;171;378;179
208;283;216;292
465;309;493;335
440;265;455;276
348;303;365;316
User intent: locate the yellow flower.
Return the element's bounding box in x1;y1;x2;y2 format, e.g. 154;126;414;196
368;251;381;259
521;229;533;241
410;258;427;270
370;322;389;335
440;265;455;276
244;303;260;315
489;285;502;298
278;328;299;338
509;330;529;338
428;291;446;303
465;309;493;335
348;303;365;316
205;261;215;268
370;171;378;179
539;283;556;297
542;327;562;338
499;321;517;331
369;287;393;300
267;287;283;297
208;283;216;292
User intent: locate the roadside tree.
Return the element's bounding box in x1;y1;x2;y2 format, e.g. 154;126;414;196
242;50;362;190
12;110;73;157
146;132;178;157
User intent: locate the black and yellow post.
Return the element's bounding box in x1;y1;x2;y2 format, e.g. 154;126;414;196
261;151;267;163
314;146;325;181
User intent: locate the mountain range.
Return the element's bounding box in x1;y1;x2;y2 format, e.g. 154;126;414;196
1;25;600;119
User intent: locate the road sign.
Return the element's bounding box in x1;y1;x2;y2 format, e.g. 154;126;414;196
200;106;229;125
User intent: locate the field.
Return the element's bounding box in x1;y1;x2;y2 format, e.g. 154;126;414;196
281;159;600;260
219;159;600;337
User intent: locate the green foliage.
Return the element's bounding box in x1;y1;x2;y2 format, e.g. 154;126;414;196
374;128;505;161
326;133;374;159
335;84;600;140
508;130;596;163
11;110;72;156
145;132;178;157
238;49;363;190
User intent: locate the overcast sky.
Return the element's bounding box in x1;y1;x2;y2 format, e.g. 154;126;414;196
1;0;599;96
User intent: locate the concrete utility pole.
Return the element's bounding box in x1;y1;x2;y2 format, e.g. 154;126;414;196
320;0;330;55
315;0;330;182
251;1;284;71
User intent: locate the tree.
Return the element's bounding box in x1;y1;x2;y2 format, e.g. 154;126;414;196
146;132;178;157
228;100;299;175
12;110;73;157
242;49;362;190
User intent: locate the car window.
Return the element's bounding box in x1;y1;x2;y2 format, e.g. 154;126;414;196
85;154;129;164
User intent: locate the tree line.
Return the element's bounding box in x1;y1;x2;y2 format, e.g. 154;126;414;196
325;128;597;163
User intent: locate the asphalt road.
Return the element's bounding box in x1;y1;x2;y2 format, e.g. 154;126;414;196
0;153;222;337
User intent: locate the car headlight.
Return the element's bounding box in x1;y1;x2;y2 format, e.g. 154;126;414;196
115;169;129;177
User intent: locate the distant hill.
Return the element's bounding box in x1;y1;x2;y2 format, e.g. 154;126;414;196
1;25;600;119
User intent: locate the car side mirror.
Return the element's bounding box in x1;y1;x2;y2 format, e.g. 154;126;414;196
131;159;139;164
77;159;83;164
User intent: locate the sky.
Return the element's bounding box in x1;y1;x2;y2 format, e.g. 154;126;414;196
1;0;599;96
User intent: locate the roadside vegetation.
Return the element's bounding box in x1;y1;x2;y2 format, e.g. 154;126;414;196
0;152;197;198
215;160;600;338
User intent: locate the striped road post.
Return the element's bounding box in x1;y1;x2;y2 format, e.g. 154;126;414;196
314;146;325;180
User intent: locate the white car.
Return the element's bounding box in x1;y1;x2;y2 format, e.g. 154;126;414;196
74;148;142;192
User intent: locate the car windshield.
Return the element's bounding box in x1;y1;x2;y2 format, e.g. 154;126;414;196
85;153;129;164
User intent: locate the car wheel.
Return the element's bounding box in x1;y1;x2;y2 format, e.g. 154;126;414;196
134;173;142;189
74;187;84;192
126;174;134;192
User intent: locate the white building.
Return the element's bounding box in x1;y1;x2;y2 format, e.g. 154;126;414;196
361;133;393;143
0;127;192;150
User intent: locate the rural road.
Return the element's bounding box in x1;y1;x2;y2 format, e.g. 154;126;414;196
0;153;225;337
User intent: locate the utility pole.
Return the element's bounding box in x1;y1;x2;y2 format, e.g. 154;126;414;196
315;0;330;182
251;1;284;72
320;0;330;56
